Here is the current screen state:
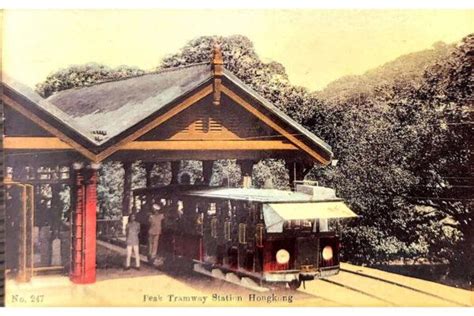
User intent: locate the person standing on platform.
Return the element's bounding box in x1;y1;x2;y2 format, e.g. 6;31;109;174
148;204;164;263
125;213;141;270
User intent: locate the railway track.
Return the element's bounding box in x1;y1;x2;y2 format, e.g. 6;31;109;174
295;288;349;306
338;267;470;307
312;267;470;307
318;277;397;306
98;241;471;306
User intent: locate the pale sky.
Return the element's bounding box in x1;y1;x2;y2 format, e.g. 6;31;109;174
2;9;473;91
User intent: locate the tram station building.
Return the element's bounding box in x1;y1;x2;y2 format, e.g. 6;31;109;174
2;45;333;284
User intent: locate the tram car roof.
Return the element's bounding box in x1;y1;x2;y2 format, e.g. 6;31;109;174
134;184;341;203
134;185;357;230
184;187;339;203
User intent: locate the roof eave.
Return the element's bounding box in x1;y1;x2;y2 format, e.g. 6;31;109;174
2;81;100;150
222;69;333;163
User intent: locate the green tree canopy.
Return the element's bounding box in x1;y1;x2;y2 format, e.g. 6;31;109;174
36;63;145;98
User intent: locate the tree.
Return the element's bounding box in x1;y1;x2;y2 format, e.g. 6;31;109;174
36;63;145;98
159;35;321;123
307;84;437;263
309;34;473;277
97;161;124;219
411;34;473;278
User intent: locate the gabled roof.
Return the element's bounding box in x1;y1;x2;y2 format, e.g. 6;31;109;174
2;58;333;164
3;75;96;144
222;69;332;154
46;63;211;145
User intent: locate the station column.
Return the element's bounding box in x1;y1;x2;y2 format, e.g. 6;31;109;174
285;161;313;189
202;161;214;185
144;162;155;212
70;162;100;284
237;160;255;187
122;161;132;216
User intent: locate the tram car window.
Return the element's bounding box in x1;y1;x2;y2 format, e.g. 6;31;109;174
238;223;247;244
319;219;329;232
224;221;232;241
196;212;204;235
210;217;218;238
256;223;265;248
132;184;357;290
207;203;217;215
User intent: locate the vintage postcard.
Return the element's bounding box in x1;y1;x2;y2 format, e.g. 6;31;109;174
0;7;473;308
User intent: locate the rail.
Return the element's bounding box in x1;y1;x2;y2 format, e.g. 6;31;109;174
97;219;124;240
338;267;470;307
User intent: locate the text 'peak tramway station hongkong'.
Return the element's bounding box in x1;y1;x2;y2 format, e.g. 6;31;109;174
2;44;356;290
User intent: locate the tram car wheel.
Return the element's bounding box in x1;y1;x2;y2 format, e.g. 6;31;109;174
288;279;302;290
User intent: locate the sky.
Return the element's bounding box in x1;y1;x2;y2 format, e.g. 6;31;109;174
2;9;473;91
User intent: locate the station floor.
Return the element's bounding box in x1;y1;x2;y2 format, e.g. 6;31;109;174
4;242;473;307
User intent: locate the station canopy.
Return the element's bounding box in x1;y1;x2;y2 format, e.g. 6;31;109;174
2;50;333;165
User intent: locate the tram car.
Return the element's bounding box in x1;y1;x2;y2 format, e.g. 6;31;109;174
132;183;357;290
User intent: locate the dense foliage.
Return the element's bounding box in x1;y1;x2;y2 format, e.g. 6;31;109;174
36;63;145;98
307;35;472;279
36;34;472;281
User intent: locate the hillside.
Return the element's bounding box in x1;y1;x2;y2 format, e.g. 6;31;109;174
316;42;455;104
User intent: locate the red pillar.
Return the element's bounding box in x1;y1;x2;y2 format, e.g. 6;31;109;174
70;162;99;284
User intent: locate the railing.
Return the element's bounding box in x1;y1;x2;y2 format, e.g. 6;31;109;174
97;219;124;240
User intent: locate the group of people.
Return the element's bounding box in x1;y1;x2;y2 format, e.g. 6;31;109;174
124;203;165;271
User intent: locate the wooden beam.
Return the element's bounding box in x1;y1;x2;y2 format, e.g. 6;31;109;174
109;149;307;162
212;43;224;106
5;151;84;166
3;137;73;149
220;86;330;165
95;84;213;162
121;140;298;151
2;96;97;161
